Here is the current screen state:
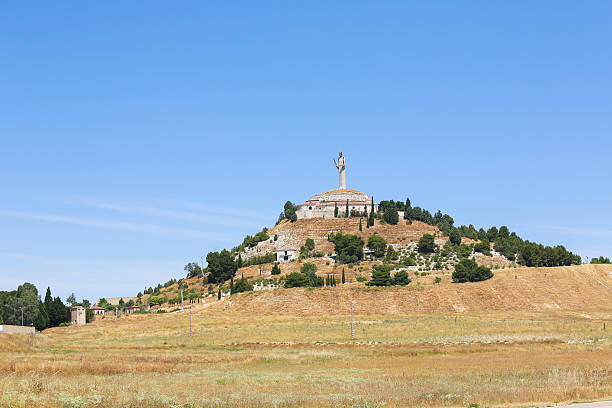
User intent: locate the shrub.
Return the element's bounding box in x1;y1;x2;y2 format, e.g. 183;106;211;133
271;262;281;275
356;276;367;282
392;270;411;286
434;277;441;284
452;258;493;283
417;234;436;253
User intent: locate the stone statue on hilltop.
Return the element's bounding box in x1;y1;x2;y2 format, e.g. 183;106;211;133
333;151;346;190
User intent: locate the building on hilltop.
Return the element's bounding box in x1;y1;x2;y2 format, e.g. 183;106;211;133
296;151;377;219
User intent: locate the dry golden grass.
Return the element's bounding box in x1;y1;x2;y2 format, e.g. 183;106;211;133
1;265;611;407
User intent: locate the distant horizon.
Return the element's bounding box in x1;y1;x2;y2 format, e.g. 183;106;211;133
1;2;611;301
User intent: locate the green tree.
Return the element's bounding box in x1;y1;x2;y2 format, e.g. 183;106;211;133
66;293;77;305
383;204;399;225
417;234;436;254
449;229;461;246
217;286;221;300
271;262;281;275
206;249;237;283
452;258;493;283
345;199;349;218
33;301;48;331
359;218;363;231
184;262;202;278
233;274;253;293
367;235;388;258
368;197;375;227
591;256;611;264
305;238;315;251
334;203;339;218
284;201;298;222
329;232;364;264
392;270;411;286
342;268;346;284
474;239;491;256
284;272;310;288
367;264;392;286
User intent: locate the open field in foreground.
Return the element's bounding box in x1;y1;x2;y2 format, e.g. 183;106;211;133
1;265;611;407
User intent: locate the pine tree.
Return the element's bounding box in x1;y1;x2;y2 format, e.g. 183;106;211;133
345;199;349;218
237;254;243;268
359;218;363;231
342;268;346;284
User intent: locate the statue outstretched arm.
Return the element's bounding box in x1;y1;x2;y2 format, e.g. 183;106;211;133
333;158;339;169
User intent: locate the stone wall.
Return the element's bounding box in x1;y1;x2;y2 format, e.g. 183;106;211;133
0;325;35;334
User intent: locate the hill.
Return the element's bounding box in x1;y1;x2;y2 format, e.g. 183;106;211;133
212;263;612;316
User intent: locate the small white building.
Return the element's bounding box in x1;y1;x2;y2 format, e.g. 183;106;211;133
90;306;105;316
276;248;297;262
124;305;141;314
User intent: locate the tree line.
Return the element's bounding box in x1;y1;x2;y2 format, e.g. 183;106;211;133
0;283;92;331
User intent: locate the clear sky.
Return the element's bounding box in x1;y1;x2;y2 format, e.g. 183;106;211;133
1;2;611;302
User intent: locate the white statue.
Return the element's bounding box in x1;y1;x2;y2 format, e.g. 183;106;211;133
333;151;346;189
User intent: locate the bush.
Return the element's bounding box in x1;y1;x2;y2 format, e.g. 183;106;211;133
367;235;387;258
434;277;441;284
452;259;493;283
356;276;367;282
417;234;436;253
392;270;411;286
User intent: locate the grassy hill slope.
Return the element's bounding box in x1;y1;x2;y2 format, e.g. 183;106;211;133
213;264;612;316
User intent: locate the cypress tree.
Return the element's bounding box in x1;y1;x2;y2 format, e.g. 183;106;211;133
368;197;375;227
334;203;338;218
217;286;221;300
345;199;349;218
359;218;363;231
342;268;346;284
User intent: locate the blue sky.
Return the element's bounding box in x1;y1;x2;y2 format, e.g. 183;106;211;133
1;2;611;302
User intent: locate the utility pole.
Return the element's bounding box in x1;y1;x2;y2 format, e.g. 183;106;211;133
350;302;354;340
181;290;184;311
201;255;205;278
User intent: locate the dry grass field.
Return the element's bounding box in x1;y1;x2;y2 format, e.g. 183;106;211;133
1;265;611;407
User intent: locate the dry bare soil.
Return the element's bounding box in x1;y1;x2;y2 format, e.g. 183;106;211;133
1;264;611;408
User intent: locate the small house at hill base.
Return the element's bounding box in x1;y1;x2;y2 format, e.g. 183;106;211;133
70;306;85;326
